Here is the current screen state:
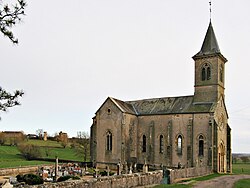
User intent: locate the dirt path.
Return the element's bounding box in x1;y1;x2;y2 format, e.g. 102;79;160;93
193;174;250;188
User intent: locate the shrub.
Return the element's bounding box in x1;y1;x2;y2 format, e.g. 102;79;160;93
99;170;108;176
57;175;80;182
88;168;95;175
99;170;115;176
240;156;250;163
71;176;80;180
16;174;43;185
23;174;44;185
17;143;41;160
70;142;76;148
57;175;71;182
16;174;24;182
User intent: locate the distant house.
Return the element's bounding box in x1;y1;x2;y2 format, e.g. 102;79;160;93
26;134;39;139
56;131;68;142
0;131;25;145
0;131;24;138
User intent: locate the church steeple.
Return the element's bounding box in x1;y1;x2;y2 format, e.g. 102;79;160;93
195;21;220;57
193;21;227;103
193;1;227;60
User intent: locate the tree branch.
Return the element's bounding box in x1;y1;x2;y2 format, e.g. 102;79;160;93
0;87;24;113
0;0;26;44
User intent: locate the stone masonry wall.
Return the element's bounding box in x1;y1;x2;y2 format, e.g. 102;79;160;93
13;166;212;187
0;166;39;176
16;171;163;188
170;166;212;183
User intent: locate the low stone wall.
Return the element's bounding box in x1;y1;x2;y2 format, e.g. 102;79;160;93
0;166;39;176
15;171;163;188
170;166;212;183
6;166;212;187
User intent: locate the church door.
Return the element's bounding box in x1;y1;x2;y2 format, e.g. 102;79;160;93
218;143;225;173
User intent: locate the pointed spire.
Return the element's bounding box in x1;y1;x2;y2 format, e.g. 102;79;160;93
193;21;221;58
200;21;220;54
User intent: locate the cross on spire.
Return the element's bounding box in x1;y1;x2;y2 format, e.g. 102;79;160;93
209;1;212;21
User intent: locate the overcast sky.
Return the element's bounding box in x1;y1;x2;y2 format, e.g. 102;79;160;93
1;0;250;153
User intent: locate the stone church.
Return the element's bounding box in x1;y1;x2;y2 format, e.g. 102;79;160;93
90;20;232;173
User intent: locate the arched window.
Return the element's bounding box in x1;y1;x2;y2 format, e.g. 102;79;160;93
199;135;204;156
159;135;163;153
202;67;206;81
207;67;211;80
142;135;146;152
106;131;112;151
177;135;182;155
201;63;211;81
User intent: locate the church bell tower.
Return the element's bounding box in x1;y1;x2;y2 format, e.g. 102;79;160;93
192;21;227;103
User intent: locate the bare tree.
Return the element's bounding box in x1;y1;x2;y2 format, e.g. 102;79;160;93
36;129;43;140
18;143;41;160
0;0;26;44
75;131;90;162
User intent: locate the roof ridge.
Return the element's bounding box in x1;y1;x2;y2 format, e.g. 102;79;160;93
109;97;126;113
126;95;194;103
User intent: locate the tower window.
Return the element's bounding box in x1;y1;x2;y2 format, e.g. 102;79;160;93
202;67;206;81
220;65;223;82
201;63;211;81
106;131;112;151
177;135;182;155
159;135;164;153
198;135;204;156
207;67;211;80
142;135;146;152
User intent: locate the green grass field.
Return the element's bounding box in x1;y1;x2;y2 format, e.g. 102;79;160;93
233;178;250;188
26;139;63;147
0;139;88;168
40;147;86;161
233;163;250;175
0;146;53;168
232;163;250;188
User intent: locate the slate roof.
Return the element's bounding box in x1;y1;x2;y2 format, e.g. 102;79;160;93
193;21;227;61
110;96;215;115
110;97;135;114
